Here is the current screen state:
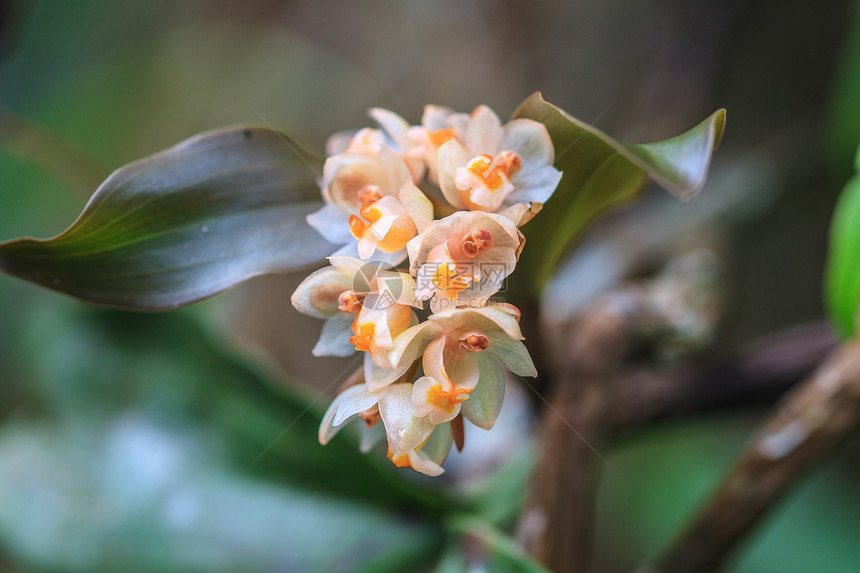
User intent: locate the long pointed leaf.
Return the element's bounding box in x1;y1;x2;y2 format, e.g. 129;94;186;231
0;125;334;310
512;92;725;289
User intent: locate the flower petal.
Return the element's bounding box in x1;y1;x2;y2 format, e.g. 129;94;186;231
422;105;455;131
437;140;470;208
465;105;504;155
378;145;413;192
509;166;563;206
407;450;444;476
312;316;357;357
377;382;435;454
461;353;506;430
327;255;366;277
500;118;555;168
319;384;378;445
497;202;543;227
399;182;434;232
326;129;358;156
369;107;411;151
389;323;446;369
365;352;413;392
307;203;353;246
332;385;380;427
291;266;353;319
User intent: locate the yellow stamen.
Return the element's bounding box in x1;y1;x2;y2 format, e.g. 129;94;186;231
432;262;473;300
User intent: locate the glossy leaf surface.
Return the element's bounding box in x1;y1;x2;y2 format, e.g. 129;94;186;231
0;126;334;310
512;92;725;289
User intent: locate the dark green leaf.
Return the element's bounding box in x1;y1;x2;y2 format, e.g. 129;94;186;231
0;126;334;310
825;146;860;337
512;92;725;289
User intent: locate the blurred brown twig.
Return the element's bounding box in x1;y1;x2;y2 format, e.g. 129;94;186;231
641;337;860;573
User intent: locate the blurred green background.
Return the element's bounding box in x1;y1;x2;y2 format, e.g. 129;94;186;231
1;1;860;571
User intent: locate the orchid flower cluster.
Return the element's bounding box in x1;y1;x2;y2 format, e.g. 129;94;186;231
291;104;562;476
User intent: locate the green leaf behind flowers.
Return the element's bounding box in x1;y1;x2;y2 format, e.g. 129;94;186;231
512;92;725;290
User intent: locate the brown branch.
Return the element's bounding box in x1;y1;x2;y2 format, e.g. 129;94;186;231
609;321;837;431
519;288;655;572
643;338;860;573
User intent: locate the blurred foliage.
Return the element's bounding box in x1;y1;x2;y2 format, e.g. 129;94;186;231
2;1;860;572
596;415;860;572
824;145;860;337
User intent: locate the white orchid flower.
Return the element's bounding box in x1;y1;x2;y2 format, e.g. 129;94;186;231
431;105;561;215
307;144;433;265
408;210;524;312
391;305;535;430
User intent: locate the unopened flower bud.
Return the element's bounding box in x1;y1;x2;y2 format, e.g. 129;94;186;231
337;290;364;314
357;184;383;205
461;228;493;258
459;331;489;352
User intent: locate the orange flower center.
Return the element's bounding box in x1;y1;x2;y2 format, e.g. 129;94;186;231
432;262;473;300
428;128;456;148
349;318;375;352
427;383;472;410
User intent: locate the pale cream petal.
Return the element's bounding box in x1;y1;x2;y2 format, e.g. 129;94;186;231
399;182;434;232
422;104;455;131
332;385;380;427
377;145;414;191
509;166;563;206
357;234;377;259
369;107;411;150
407;450;445;476
411;376;438;418
377;383;436;454
323;153;388;210
365;352;413;392
319;384;378;445
437;140;470;208
326;256;366;277
291;266;352;319
500;118;555;168
497;202;542;227
325;129;357;156
389;324;445;368
464;105;503;155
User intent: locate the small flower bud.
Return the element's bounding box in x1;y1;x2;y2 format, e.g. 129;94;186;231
459;331;489;352
357;184;383;205
496;150;522;178
337;290;364;314
461;229;493;257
